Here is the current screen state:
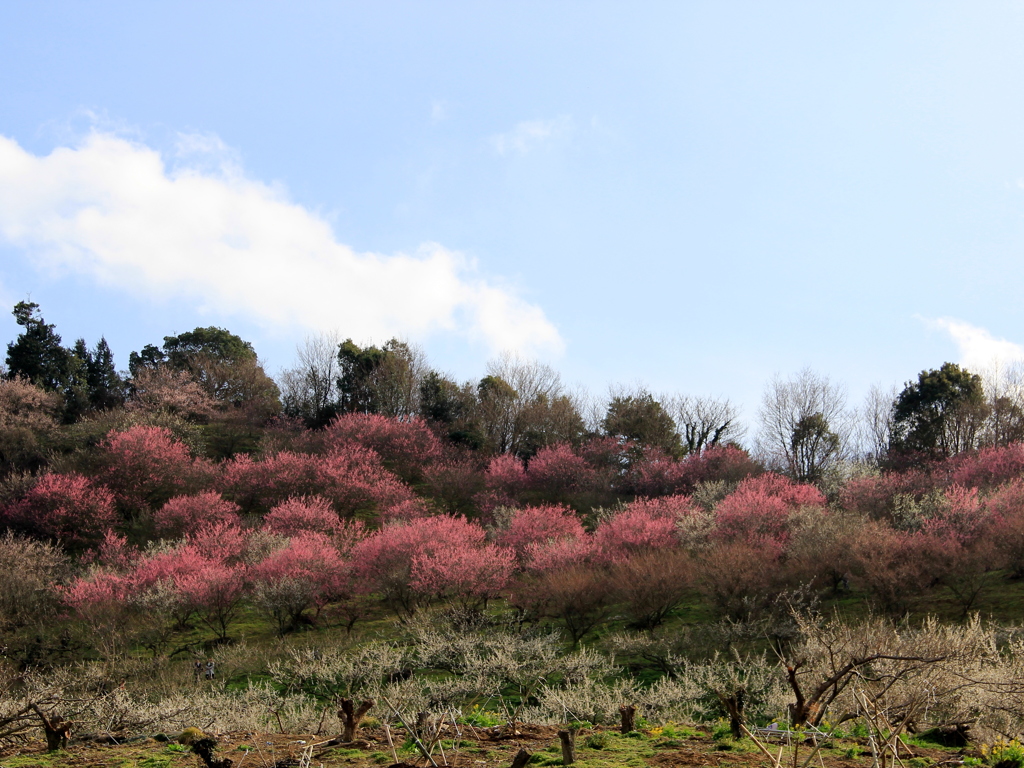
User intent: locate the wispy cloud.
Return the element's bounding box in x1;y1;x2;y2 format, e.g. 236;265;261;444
490;115;573;156
923;316;1024;371
0;132;564;356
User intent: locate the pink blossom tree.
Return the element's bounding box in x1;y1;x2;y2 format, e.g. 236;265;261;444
313;413;443;481
713;473;826;547
949;443;1024;490
98;425;212;514
985;479;1024;576
252;532;349;633
593;503;681;563
153;492;241;539
492;504;585;562
263;495;346;537
623;448;690;497
219;446;413;517
409;542;515;610
524;534;597;573
920;485;991;545
349;515;489;616
525;443;600;506
477;453;528;511
1;473;117;549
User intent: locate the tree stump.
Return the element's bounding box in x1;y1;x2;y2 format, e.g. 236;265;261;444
619;704;636;734
557;730;576;766
510;748;532;768
30;705;71;752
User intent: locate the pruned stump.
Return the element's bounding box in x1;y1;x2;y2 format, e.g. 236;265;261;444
191;736;234;768
619;704;636;734
30;706;71;752
557;730;576;765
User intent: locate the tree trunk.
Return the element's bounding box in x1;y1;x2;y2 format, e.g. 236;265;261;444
338;698;375;742
31;706;70;752
558;730;576;765
619;704;636;734
721;691;744;740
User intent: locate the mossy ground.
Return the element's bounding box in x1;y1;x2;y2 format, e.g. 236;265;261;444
0;725;980;768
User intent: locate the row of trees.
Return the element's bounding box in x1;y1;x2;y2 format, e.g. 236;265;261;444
8;302;1023;483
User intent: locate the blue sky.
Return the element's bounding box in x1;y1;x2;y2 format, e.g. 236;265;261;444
3;2;1024;426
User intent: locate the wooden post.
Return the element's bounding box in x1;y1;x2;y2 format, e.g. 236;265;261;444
557;730;576;765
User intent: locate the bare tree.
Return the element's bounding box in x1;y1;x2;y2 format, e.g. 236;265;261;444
666;395;744;455
369;340;429;421
979;361;1024;447
479;354;581;455
856;383;897;463
756;369;851;484
278;332;341;427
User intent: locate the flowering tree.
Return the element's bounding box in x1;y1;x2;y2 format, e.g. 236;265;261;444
312;413;443;481
949;443;1024;490
511;565;614;647
526;443;600;506
985;479;1024;576
713;473;825;547
420;455;485;516
593;504;681;563
524;535;597;573
98;425;212;514
153;492;241;539
610;548;695;628
623;448;691;497
252;532;349;633
409;541;515;610
839;468;939;522
920;485;990;545
263;495;345;537
126;365;217;422
492;505;585;562
219;446;413;517
482;453;528;503
175;556;247;641
1;473;117;548
349;515;490;616
0;376;61;475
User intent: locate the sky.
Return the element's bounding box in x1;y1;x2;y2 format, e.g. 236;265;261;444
2;1;1024;428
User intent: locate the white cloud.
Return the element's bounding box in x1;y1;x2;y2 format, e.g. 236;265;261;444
490;115;573;156
924;316;1024;371
0;132;564;357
